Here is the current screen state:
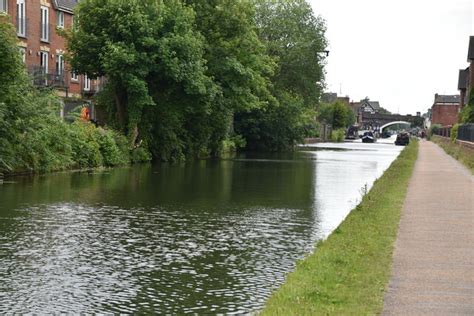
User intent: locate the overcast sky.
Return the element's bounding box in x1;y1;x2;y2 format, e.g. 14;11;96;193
309;0;473;115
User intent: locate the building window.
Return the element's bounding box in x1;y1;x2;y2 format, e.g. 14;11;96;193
19;47;26;63
40;51;49;85
40;51;48;72
83;75;91;91
71;71;78;81
17;0;26;37
0;0;7;13
57;11;64;28
40;6;49;42
56;55;64;75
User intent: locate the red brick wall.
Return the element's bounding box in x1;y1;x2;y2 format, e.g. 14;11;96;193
431;104;460;126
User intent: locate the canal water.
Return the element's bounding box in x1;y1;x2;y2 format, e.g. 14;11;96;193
0;139;402;314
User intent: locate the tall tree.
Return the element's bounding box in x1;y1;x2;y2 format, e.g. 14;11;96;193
66;0;212;147
254;0;327;106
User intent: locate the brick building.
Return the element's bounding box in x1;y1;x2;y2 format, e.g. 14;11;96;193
431;94;460;126
1;0;99;116
458;36;474;108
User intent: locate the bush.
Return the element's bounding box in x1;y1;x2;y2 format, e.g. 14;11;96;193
450;123;459;143
330;129;345;142
428;124;442;139
131;146;152;163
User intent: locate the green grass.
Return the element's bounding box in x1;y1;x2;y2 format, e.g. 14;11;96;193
431;136;474;174
261;141;419;315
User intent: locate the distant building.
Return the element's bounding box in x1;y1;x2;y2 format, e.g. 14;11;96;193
350;98;381;115
1;0;101;119
321;92;350;105
458;68;469;108
431;94;460;126
468;36;474;93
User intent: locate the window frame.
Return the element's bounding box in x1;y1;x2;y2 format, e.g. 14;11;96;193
83;74;91;91
57;10;64;28
40;6;49;42
0;0;7;13
56;54;64;75
16;0;26;37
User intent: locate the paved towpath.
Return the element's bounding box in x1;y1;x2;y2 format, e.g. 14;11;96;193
383;140;474;315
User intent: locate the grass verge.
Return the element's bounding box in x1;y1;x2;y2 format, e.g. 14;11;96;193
261;140;419;315
431;136;474;174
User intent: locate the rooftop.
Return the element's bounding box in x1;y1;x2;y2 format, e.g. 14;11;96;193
55;0;79;13
434;94;460;104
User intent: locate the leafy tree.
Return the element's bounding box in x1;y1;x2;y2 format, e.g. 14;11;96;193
254;0;327;106
317;101;354;129
235;0;328;150
460;88;474;123
66;0;213;149
183;0;275;155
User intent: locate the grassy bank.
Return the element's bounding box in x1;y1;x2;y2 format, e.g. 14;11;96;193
261;141;419;315
431;136;474;174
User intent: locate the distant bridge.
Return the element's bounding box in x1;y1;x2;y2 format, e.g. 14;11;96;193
380;121;411;132
359;113;417;131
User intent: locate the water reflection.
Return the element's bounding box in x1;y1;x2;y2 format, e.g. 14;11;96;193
0;143;401;313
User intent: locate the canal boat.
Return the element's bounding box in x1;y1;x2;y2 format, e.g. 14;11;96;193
361;131;376;143
395;132;410;146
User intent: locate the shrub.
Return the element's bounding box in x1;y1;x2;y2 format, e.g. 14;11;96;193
428;124;442;139
330;129;345;142
450;124;459;143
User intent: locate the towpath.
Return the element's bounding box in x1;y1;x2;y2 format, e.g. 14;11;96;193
383;140;474;315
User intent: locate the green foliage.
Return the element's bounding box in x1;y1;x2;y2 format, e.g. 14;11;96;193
330;129;345;142
0;16;134;174
428;124;442;139
432;136;474;174
450;123;460;143
235;91;317;151
131;146;152;163
318;101;355;129
254;0;327;106
460;88;474;123
235;0;327;151
64;0;327;159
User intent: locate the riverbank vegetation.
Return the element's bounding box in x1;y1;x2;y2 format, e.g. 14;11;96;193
318;100;356;142
65;0;327;161
0;15;146;174
261;141;419;315
431;136;474;173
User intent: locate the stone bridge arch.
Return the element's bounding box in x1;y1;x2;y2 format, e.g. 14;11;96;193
380;121;411;132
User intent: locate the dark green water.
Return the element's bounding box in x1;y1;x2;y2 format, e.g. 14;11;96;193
0;143;402;314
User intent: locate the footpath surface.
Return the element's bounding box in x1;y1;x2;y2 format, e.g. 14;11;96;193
383;141;474;315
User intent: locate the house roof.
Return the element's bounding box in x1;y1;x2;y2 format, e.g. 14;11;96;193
54;0;79;13
458;68;468;90
321;92;337;104
468;36;474;61
349;99;381;113
368;101;380;110
434;94;460;104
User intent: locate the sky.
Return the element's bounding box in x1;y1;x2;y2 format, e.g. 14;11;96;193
308;0;473;115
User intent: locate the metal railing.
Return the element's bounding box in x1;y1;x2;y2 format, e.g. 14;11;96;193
458;124;474;142
28;65;69;88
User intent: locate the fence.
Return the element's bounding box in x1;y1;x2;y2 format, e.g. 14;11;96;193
457;124;474;142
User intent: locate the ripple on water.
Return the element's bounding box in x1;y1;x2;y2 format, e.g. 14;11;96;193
0;204;318;314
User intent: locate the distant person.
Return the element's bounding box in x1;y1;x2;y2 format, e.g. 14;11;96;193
80;106;90;121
